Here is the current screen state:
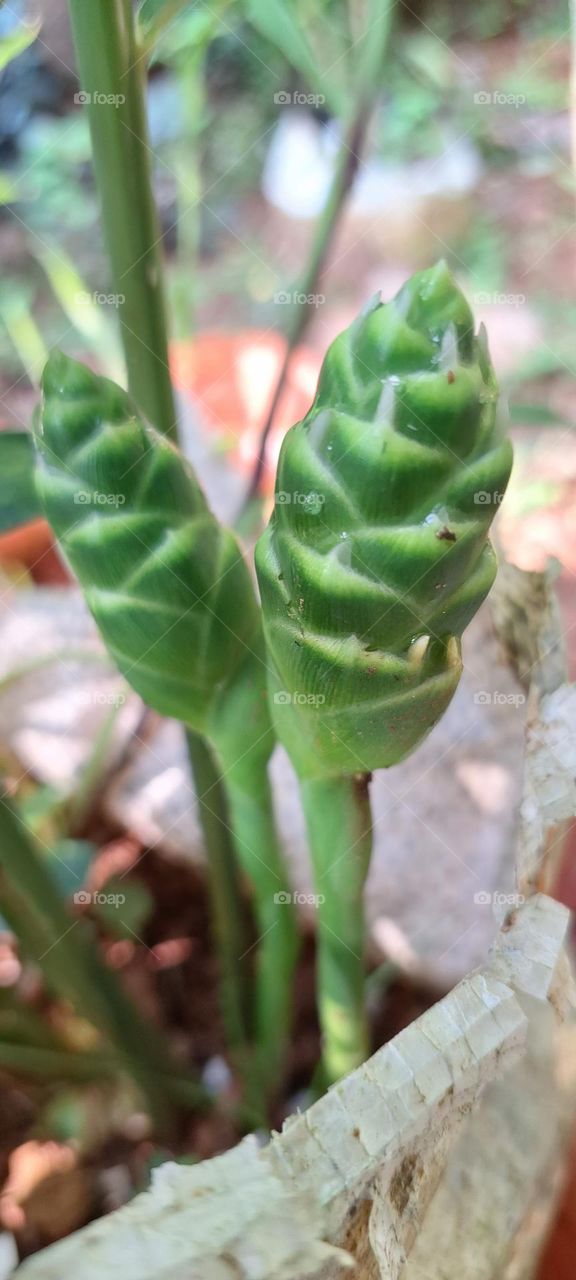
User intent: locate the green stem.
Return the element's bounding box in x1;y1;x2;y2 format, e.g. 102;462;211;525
68;0;254;1079
67;0;176;439
185;730;251;1057
0;1043;120;1082
243;3;395;508
208;647;299;1100
66;699;123;830
0;793;202;1128
0;1041;206;1108
211;746;299;1100
299;772;372;1083
244;109;370;506
170;47;205;337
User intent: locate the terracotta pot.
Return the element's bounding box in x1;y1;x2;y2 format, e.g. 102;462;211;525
170;331;320;493
0;518;68;584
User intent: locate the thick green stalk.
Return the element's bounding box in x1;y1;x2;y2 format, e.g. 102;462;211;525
185;730;250;1056
68;0;176;439
67;0;252;1064
299;774;372;1081
210;742;298;1091
207;642;299;1093
0;793;202;1127
245;110;370;505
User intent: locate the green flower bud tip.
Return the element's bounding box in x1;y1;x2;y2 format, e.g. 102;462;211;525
256;262;513;778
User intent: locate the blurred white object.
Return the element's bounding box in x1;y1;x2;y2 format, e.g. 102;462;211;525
0;1235;16;1280
262;112;482;220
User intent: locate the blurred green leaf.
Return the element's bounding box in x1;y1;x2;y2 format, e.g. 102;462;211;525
49;840;97;899
0;19;40;73
0;991;64;1050
0;173;17;204
246;0;342;115
137;0;202;51
138;0;181;24
509;403;572;427
34;243;123;383
0;286;47;385
92;877;154;941
0;431;41;533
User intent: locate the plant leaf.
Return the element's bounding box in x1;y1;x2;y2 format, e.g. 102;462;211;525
246;0;342;115
0;19;40;74
509;403;571;427
49;839;97;900
137;0;197;49
91;876;154;941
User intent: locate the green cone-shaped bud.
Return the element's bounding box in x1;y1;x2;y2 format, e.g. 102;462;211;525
256;262;512;778
34;353;266;741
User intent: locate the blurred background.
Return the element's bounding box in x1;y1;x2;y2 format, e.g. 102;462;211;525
0;0;574;1273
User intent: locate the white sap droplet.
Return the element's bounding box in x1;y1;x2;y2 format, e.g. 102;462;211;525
308;409;331;448
438;323;459;370
333;538;352;567
408;635;430;665
376;380;396;424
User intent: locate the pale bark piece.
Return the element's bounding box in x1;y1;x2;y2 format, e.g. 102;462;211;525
18;951;528;1280
516;683;576;895
21;891;569;1280
403;899;576;1280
